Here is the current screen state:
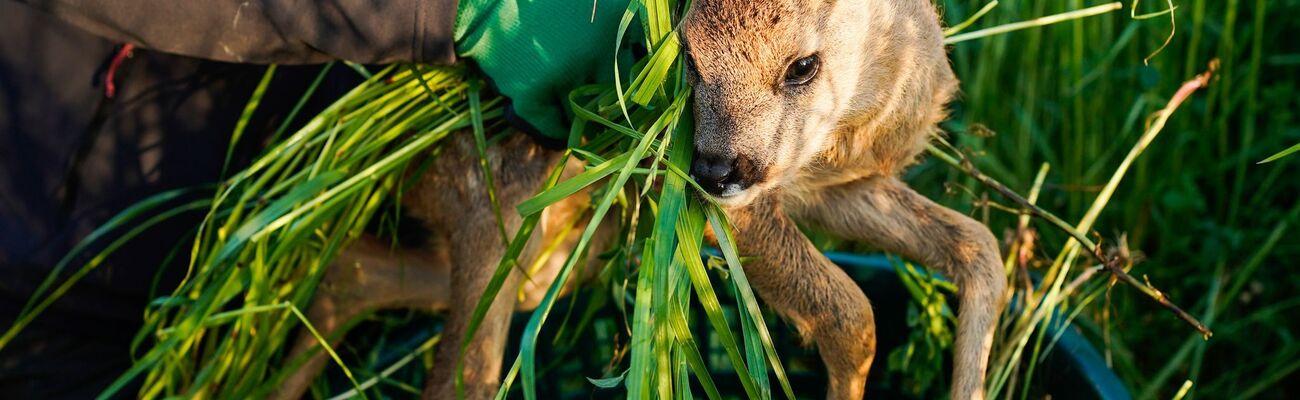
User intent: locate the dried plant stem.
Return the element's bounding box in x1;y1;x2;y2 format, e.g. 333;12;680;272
928;62;1219;338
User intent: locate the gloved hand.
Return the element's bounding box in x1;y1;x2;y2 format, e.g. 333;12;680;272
455;0;637;141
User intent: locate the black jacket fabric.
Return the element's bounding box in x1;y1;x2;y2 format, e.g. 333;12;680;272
0;1;456;397
12;0;459;65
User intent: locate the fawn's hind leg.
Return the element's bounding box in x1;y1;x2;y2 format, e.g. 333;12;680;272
725;194;877;400
409;134;563;399
792;176;1006;400
273;237;452;400
275;133;565;400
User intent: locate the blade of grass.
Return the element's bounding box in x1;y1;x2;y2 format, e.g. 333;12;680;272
944;2;1123;44
705;205;795;400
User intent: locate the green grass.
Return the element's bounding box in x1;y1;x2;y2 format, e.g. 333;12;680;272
463;3;797;398
921;0;1300;398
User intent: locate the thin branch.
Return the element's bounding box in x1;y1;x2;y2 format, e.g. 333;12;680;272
928;62;1219;338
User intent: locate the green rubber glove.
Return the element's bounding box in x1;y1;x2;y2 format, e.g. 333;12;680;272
455;0;637;140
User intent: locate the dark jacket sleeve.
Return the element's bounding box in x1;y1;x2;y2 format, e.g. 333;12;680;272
13;0;459;65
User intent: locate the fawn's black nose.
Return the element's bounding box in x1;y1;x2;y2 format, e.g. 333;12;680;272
691;152;740;196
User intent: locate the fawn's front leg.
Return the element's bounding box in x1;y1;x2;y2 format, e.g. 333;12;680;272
726;194;877;399
790;176;1006;400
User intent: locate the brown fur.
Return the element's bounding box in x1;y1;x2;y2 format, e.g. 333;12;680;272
684;0;1000;398
277;0;1004;399
272;134;607;400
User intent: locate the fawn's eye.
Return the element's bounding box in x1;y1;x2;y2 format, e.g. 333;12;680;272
783;54;820;86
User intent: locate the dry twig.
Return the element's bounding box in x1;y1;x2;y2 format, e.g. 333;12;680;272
927;62;1220;338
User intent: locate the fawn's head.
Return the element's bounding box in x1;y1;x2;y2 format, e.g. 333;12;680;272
682;0;956;207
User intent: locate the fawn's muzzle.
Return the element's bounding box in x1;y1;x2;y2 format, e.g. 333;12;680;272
691;151;752;197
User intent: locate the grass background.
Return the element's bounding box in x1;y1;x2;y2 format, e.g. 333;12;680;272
912;0;1300;398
